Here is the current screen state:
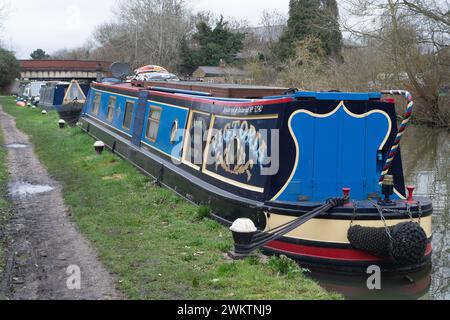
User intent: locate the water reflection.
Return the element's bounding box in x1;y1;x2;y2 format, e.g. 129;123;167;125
403;126;449;300
309;267;432;300
310;126;450;300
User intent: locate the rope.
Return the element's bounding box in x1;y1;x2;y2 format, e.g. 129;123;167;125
379;90;414;183
234;197;347;255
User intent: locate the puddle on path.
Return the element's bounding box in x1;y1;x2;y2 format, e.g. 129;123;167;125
9;182;54;197
3;144;28;149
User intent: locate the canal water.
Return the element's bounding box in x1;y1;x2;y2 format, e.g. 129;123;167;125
309;126;450;300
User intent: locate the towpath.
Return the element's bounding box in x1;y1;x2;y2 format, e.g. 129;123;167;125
0;105;121;300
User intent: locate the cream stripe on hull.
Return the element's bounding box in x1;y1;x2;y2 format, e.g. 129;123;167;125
265;214;432;245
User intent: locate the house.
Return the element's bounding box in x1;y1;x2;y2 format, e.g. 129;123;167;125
192;65;252;84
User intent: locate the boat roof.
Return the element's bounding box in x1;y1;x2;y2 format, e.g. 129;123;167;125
92;82;383;106
267;91;382;101
93;82;293;107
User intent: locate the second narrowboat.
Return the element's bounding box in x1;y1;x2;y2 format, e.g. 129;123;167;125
56;80;90;125
39;81;70;110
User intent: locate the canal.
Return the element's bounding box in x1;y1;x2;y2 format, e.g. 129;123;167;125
310;126;450;300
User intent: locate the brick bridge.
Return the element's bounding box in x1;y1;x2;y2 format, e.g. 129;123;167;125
19;60;112;81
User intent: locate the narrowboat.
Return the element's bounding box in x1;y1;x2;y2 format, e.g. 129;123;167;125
39;80;89;124
57;80;90;125
39;81;70;110
78;79;433;274
19;81;46;104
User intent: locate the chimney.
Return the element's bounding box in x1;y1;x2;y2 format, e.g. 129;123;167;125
219;59;226;68
96;64;103;82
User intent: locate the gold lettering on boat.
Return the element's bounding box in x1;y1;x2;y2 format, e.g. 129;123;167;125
210;120;268;181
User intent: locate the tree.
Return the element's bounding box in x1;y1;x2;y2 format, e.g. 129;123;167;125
177;36;195;76
30;48;50;60
179;16;245;75
403;0;450;28
401;0;450;49
341;0;450;126
0;47;20;90
259;10;287;58
278;0;343;61
91;0;194;71
52;45;92;60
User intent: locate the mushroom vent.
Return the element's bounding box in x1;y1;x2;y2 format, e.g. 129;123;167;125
230;218;257;233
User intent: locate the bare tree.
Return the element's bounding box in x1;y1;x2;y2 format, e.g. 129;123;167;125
403;0;450;27
92;0;194;71
90;22;132;62
51;44;93;60
338;0;450;126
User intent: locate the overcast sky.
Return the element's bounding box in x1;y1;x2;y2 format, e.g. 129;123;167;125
1;0;291;59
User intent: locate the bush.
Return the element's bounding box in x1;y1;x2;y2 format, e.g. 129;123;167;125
0;48;20;91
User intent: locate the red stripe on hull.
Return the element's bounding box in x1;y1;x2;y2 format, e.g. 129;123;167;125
265;241;433;262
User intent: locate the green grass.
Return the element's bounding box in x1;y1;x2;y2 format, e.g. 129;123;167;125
0;96;342;300
0;110;11;293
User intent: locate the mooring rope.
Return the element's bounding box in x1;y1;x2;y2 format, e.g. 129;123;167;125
379;90;414;183
236;198;347;255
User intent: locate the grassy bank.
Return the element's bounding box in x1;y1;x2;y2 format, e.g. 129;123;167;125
0;96;341;300
0;112;11;293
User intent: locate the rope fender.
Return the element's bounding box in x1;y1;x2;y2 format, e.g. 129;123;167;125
379;90;414;183
348;222;427;265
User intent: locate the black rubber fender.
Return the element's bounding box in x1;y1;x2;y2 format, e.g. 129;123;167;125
348;222;427;265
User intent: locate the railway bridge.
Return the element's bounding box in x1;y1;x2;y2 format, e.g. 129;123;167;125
19;60;112;81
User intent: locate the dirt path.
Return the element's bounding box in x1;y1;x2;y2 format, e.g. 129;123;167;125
0;106;121;300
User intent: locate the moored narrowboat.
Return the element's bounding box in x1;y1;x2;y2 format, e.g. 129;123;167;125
39;81;70;110
78;80;433;274
19;81;46;105
56;80;90;125
39;80;89;125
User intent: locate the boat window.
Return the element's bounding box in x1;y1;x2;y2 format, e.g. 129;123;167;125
146;106;162;142
92;93;101;115
183;112;210;169
170;120;179;145
123;101;134;129
107;96;116;122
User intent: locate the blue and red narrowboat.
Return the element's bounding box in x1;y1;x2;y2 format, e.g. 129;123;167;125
78;79;432;274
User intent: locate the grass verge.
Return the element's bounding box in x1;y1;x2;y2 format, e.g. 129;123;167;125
0;96;341;300
0;108;12;297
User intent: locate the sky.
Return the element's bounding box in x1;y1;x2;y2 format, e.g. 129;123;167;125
1;0;291;59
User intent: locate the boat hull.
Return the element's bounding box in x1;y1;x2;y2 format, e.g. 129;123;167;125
56;102;84;125
78;116;433;274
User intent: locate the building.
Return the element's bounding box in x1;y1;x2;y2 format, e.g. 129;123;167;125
192;66;252;84
19;60;113;81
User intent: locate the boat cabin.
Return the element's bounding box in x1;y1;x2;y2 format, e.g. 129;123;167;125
131;80;287;99
82;82;406;204
39;82;69;109
39;80;89;109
